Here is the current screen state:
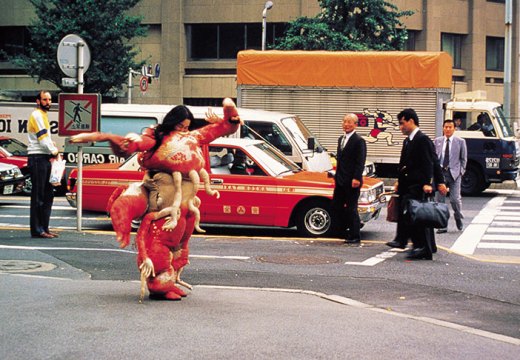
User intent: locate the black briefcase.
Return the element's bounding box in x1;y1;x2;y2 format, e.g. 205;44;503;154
404;198;450;228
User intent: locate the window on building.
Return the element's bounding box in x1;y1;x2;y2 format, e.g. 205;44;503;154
441;33;463;69
486;36;504;71
187;23;286;60
0;26;30;61
404;30;417;51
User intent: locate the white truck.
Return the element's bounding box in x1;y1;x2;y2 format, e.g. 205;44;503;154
236;50;519;194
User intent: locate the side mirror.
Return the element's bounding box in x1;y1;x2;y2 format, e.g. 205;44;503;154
307;137;315;151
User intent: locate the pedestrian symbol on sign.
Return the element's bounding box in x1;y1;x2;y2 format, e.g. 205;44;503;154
58;93;100;137
69;101;91;129
64;100;93;130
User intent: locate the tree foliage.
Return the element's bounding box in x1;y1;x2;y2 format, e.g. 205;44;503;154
8;0;147;95
274;0;413;51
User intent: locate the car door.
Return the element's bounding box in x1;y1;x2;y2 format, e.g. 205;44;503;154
200;145;278;226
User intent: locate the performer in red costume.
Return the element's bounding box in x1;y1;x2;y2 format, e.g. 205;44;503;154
71;99;240;301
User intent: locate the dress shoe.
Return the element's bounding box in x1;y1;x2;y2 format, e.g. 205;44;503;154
436;228;447;234
345;238;361;245
406;248;433;260
456;218;464;231
32;232;54;239
46;231;59;238
386;240;406;249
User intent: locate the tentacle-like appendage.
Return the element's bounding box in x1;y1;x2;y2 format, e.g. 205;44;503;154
188;195;205;233
188;169;201;194
200;168;220;199
176;267;192;290
186;170;205;232
162;172;182;230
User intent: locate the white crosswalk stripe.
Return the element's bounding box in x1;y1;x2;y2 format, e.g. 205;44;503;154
451;191;520;255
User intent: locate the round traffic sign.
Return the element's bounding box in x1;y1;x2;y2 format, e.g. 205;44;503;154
139;76;149;92
57;34;91;77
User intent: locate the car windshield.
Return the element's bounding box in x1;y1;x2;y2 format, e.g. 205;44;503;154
493;106;514;138
247;142;301;176
0;138;28;156
281;116;323;151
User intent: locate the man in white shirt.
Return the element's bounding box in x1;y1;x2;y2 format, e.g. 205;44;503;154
28;90;59;239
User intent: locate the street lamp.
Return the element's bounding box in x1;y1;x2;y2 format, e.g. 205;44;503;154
262;1;274;51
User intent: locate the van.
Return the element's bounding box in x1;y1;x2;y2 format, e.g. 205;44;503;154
1;102;335;187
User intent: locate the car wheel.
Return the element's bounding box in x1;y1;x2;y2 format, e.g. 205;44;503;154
296;200;335;237
22;176;32;195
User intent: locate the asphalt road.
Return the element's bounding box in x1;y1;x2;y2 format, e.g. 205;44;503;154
1;191;519;358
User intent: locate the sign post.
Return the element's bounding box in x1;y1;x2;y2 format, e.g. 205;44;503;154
58;93;100;232
57;34;95;231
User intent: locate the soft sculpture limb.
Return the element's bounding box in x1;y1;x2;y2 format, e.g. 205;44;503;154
107;182;148;248
69;132;133;157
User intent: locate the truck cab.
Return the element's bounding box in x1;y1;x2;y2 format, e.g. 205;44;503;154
445;91;520;194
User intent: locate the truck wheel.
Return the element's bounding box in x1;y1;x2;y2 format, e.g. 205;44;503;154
296;200;335;237
461;164;483;195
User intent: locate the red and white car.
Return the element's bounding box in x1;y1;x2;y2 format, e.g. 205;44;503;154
66;138;386;237
0;136;31;194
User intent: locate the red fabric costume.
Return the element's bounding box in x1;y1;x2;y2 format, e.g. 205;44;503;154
71;100;240;301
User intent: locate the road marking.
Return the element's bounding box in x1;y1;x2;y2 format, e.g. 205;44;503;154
0;244;250;260
486;227;520;233
491;221;520;227
478;243;520;250
344;250;397;266
494;215;520;221
1;205;73;210
482;234;520;241
450;225;488;255
0;215;107;221
496;206;520;210
450;196;505;255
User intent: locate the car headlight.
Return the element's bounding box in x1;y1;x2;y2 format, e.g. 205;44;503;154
359;183;385;203
359;188;377;203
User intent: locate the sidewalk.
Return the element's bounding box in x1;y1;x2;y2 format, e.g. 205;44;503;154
1;271;518;359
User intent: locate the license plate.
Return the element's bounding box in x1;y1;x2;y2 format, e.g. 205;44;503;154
3;184;14;195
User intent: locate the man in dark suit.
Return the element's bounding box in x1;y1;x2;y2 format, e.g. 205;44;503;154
333;113;367;244
390;108;437;260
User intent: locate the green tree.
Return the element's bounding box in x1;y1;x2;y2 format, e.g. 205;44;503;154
7;0;147;95
275;0;413;51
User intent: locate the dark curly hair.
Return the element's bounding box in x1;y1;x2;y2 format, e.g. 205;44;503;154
150;105;195;153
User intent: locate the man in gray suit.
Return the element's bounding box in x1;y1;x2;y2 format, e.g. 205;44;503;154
434;119;467;233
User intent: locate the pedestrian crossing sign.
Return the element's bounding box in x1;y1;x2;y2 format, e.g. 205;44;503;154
58;93;100;136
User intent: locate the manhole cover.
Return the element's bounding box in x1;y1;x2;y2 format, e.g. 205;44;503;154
0;260;56;273
257;255;340;265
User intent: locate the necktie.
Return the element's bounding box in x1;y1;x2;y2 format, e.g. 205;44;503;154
443;138;450;168
403;138;409;152
341;135;347;149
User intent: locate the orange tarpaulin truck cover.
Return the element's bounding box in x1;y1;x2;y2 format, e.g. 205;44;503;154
237;50;452;89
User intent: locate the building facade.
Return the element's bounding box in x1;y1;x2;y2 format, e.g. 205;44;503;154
0;0;517;121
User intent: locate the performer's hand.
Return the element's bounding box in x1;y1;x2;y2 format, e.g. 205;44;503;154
351;179;361;188
139;257;155;278
423;184;433;194
205;108;221;123
437;183;448;196
122;133;141;150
